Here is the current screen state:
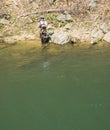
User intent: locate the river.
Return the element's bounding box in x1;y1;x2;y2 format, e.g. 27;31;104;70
0;41;110;130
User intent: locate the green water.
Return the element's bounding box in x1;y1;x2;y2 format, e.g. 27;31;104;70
0;42;110;130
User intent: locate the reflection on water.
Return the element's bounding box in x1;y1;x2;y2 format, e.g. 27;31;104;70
0;41;110;130
43;60;51;70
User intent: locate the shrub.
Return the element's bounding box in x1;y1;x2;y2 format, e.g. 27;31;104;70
0;23;4;29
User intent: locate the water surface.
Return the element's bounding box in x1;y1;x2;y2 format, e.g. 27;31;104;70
0;42;110;130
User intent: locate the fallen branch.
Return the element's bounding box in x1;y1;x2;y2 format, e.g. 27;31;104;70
18;8;74;18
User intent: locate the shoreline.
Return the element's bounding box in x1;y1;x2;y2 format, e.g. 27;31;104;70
0;0;110;46
0;39;110;50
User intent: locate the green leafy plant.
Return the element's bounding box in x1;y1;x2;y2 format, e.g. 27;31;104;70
46;13;57;21
46;13;68;27
0;23;4;29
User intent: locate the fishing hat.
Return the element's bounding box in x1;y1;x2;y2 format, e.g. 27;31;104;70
40;15;45;19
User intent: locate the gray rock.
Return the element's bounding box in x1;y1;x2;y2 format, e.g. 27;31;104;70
64;23;73;30
69;29;81;42
0;18;10;25
47;29;54;36
100;22;109;34
57;14;67;22
57;13;72;22
51;31;70;44
88;0;98;10
90;30;104;44
70;37;78;43
65;14;73;21
103;31;110;43
90;38;99;45
92;30;104;39
80;32;91;42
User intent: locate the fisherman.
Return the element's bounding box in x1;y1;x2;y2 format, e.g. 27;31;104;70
39;16;49;44
39;16;48;30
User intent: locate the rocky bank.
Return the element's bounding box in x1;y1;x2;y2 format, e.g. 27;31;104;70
0;0;110;45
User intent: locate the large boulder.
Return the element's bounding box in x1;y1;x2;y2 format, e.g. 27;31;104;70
90;30;104;44
51;30;70;44
69;29;81;43
103;31;110;43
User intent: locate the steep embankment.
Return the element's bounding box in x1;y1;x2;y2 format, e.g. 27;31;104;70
0;0;110;44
